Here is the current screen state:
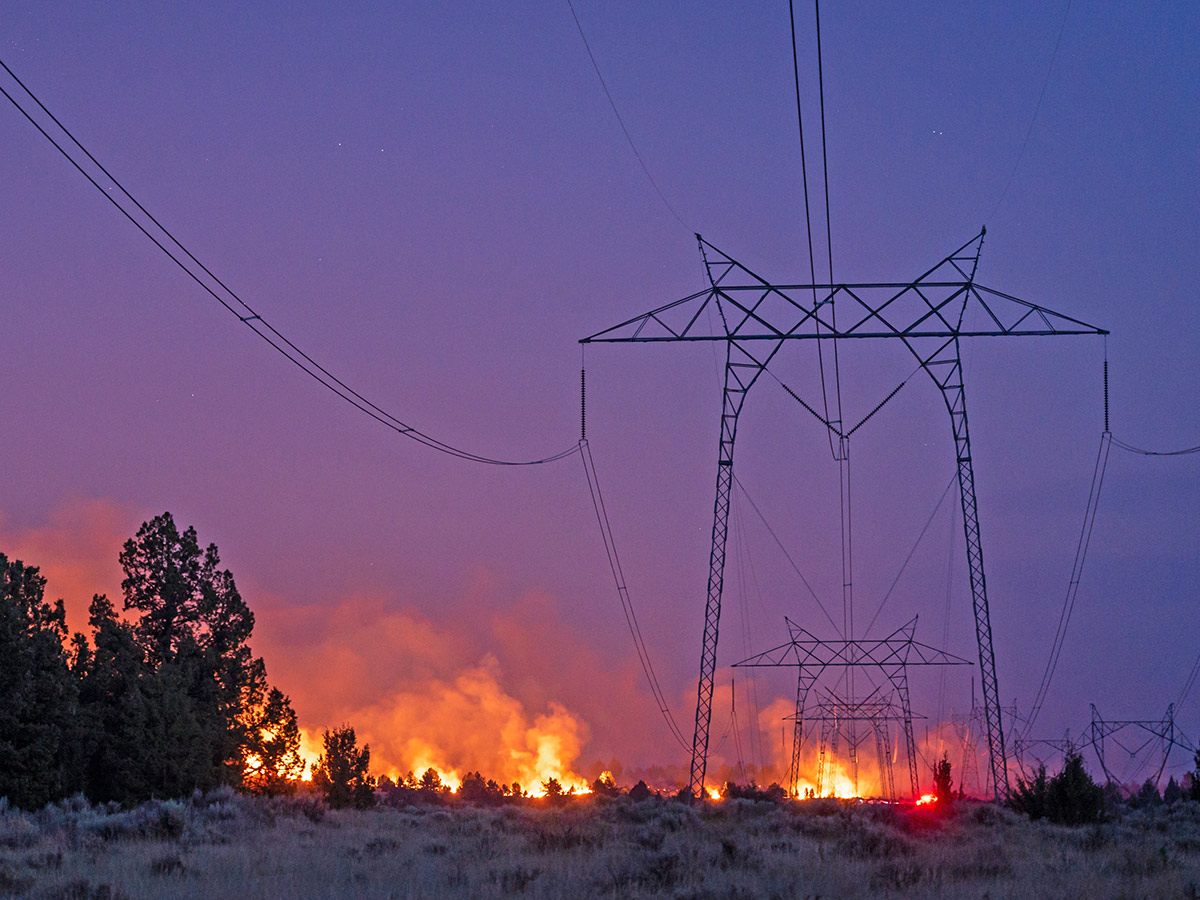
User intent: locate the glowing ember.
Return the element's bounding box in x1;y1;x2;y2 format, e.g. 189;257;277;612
916;793;936;805
707;787;722;801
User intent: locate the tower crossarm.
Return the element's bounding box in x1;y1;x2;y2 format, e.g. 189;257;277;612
732;629;973;670
581;232;1108;346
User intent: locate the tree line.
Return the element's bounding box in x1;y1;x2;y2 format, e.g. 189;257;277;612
0;512;304;808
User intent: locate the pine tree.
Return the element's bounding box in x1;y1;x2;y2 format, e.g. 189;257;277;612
1163;775;1182;805
932;752;954;803
240;687;304;795
115;513;268;792
1008;763;1049;821
1191;751;1200;803
0;555;78;808
76;594;155;802
312;725;375;809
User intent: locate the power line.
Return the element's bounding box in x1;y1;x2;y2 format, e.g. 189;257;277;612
788;0;837;462
579;438;689;750
1178;649;1200;708
731;474;840;634
565;0;690;231
1111;437;1200;457
988;0;1072;223
1020;429;1111;740
0;57;577;468
863;472;959;636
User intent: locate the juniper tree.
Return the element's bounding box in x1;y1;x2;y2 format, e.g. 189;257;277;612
312;725;375;809
240;687;305;795
932;752;954;803
115;513;268;790
0;555;78;808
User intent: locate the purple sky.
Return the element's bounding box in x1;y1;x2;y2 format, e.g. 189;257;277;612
2;2;1197;787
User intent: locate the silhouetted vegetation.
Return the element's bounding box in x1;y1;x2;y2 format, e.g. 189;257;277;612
721;781;787;802
591;772;621;798
1;790;1198;899
312;725;375;809
0;554;77;809
932;752;954;804
627;779;654;802
0;513;300;808
459;771;506;805
1008;751;1105;825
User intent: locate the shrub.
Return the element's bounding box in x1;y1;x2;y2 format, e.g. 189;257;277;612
1008;752;1103;825
628;780;654;802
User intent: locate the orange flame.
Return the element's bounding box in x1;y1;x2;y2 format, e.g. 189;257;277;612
300;662;592;797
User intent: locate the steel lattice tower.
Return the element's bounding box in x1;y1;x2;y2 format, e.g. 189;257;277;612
803;695;907;800
582;229;1107;800
1088;704;1196;789
734;616;969;798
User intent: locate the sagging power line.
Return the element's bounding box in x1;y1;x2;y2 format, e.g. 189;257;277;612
0;57;577;468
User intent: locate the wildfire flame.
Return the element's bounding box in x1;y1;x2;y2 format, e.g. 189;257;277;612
296;663;592;797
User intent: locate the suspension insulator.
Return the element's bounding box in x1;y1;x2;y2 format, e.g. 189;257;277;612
1103;359;1109;433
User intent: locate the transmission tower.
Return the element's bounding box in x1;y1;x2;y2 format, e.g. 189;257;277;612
800;694;911;800
1088;703;1195;790
734;616;968;798
582;229;1107;800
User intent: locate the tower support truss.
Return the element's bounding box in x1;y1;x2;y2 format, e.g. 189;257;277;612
582;229;1107;800
1088;704;1195;789
735;616;969;798
806;696;909;799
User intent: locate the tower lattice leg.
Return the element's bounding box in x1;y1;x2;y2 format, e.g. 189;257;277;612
925;339;1009;800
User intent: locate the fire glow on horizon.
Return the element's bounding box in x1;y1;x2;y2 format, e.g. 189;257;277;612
293;662;596;798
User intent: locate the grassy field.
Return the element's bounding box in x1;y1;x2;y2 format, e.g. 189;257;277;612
1;791;1198;899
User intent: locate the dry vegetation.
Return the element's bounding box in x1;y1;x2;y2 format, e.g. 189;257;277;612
1;790;1199;899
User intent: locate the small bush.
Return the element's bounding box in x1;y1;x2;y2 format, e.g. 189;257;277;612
1008;752;1104;825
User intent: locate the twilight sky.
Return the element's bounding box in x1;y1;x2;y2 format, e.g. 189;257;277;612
2;1;1197;790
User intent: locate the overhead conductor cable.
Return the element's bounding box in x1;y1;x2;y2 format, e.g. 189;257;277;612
0;57;576;467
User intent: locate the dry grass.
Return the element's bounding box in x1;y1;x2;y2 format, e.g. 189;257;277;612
0;791;1198;898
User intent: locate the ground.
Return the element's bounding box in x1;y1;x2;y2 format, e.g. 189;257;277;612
0;792;1198;899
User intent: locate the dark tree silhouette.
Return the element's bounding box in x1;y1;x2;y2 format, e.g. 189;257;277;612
312;725;375;809
459;771;504;805
72;513;276;801
1009;752;1104;825
0;555;77;809
1133;778;1162;809
240;687;304;795
628;779;653;802
591;772;620;798
119;512;267;780
932;752;954;804
1163;775;1182;805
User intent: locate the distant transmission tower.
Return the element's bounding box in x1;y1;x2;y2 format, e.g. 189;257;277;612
734;616;969;799
803;694;907;800
582;229;1107;800
1088;703;1196;790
